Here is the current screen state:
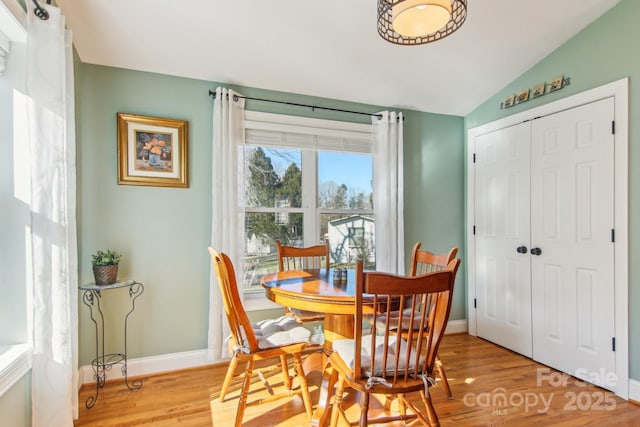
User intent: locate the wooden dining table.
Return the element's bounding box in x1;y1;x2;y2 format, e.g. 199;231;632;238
261;268;358;427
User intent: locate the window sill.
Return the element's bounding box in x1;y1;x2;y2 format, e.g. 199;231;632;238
0;344;32;398
242;290;281;312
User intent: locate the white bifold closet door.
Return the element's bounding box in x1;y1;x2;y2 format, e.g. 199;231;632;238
475;122;532;358
474;97;616;390
530;97;615;390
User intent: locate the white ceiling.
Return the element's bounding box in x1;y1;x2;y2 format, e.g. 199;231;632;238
56;0;620;116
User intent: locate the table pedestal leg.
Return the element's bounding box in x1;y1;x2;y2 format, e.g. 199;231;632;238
311;313;354;427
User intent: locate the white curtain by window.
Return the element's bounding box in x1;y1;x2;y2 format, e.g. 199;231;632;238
372;111;404;274
208;87;245;361
26;3;78;426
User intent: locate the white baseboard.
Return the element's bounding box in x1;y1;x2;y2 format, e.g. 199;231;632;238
79;320;469;385
79;349;215;385
445;319;468;335
629;379;640;402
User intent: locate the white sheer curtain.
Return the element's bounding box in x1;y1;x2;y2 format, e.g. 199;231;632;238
372;111;404;274
26;3;78;425
208;87;246;361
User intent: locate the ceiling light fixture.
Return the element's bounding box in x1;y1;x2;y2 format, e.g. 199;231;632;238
378;0;467;45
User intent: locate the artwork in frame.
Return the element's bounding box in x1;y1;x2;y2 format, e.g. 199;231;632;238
502;94;515;109
532;83;546;98
117;113;188;188
515;89;530;104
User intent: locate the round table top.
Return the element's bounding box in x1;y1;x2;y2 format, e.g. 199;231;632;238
261;268;358;315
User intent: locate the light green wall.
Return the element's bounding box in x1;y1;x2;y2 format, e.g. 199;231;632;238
403;110;466;319
465;0;639;380
0;374;31;427
76;65;464;365
77;66;214;362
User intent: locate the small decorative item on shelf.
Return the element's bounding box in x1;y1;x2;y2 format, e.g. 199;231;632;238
91;249;122;285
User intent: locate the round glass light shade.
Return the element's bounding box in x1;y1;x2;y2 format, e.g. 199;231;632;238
391;0;452;37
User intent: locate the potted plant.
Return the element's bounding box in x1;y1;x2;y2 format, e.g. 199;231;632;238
91;249;122;285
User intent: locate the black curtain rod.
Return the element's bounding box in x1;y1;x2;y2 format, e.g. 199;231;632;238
208;90;383;120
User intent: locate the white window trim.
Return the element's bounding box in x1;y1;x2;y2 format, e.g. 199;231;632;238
242;111;374;311
0;0;27;39
0;344;32;398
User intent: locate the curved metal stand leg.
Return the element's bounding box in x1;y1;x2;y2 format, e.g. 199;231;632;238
80;280;145;409
123;282;144;390
82;289;105;409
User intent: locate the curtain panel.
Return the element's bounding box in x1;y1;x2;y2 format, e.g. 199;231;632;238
208;87;246;361
372;111;404;274
26;2;78;425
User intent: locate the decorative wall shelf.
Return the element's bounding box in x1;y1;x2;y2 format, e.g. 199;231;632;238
501;75;571;109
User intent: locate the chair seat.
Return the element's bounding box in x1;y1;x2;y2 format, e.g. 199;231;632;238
252;315;311;350
333;335;424;377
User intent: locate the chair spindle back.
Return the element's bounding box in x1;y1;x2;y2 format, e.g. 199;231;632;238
276;240;330;272
209;247;258;353
354;258;460;384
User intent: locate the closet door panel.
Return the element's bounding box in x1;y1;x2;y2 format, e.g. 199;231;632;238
530;97;615;390
475;122;532;357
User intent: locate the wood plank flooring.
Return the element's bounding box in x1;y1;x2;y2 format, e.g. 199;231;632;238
74;334;640;426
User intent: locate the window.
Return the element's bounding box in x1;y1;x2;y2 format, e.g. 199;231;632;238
0;2;31;397
348;227;365;246
240;112;375;293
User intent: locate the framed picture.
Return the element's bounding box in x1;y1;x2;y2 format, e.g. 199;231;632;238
548;75;564;92
502;94;515;109
516;89;530;104
532;83;546;98
117;113;188;188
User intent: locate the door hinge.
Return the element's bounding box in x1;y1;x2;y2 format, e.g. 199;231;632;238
612;121;615;135
474;298;477;309
611;229;615;243
473;153;476;163
612;337;616;352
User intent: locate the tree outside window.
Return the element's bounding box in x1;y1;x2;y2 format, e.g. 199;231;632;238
242;146;374;290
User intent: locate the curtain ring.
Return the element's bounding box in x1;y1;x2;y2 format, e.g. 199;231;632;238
32;0;51;21
232;94;239;102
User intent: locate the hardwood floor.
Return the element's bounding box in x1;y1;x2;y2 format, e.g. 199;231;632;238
74;334;640;426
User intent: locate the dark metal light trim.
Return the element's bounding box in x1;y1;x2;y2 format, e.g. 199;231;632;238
377;0;467;46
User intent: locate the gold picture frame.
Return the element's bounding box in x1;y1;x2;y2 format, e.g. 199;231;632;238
117;113;188;188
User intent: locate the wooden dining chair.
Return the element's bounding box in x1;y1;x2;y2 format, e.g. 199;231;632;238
209;247;313;427
329;259;460;427
276;239;330;323
409;242;458;399
409;241;458;276
374;242;459;399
